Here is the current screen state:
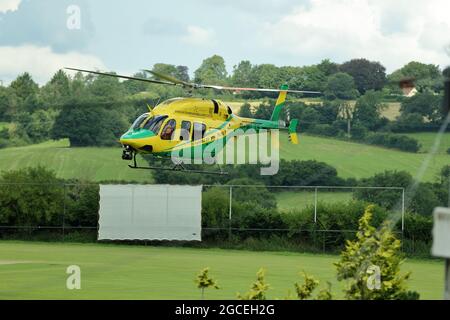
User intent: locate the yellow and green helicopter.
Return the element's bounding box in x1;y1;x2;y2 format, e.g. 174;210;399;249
66;67;320;174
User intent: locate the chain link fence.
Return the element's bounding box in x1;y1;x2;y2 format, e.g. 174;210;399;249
0;183;428;254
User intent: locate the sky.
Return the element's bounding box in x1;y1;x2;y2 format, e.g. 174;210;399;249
1;0;450;85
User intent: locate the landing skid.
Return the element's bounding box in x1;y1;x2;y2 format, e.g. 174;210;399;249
127;153;228;175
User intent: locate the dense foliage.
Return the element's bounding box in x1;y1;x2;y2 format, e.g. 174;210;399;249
335;205;419;300
0;166;442;257
0;55;447;150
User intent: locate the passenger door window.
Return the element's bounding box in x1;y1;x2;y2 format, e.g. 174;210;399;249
180;121;191;141
192;122;206;141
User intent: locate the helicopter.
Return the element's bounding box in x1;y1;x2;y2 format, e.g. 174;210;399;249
65;67;321;174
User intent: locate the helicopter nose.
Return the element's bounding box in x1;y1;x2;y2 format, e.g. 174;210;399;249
120;130;155;152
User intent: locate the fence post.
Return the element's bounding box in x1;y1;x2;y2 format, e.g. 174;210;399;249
401;188;405;232
228;186;233;241
448;175;450;208
62;184;66;242
314;187;318;223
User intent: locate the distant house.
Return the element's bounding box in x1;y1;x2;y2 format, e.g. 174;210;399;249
399;77;417;97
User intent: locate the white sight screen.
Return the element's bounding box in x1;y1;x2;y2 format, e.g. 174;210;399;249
98;184;202;241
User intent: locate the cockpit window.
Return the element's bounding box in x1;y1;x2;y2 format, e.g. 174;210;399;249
131;113;149;130
143;115;168;133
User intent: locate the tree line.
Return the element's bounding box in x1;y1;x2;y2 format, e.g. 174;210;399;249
0;56;448;149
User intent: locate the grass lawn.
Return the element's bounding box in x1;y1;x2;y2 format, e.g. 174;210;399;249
0;241;444;300
275;191;354;211
0;139;153;183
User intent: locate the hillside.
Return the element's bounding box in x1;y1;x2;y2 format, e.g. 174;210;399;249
279;132;448;181
0;139;153;183
0;133;448;182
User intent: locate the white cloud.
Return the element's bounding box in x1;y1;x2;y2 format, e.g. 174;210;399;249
0;0;21;13
0;45;105;85
181;25;216;46
262;0;450;72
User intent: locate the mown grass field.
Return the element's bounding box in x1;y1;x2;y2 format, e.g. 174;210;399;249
0;139;153;183
0;132;448;182
0;241;443;300
275;191;353;211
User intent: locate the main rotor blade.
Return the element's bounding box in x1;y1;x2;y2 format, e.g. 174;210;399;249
199;84;321;95
143;69;193;87
65;67;177;86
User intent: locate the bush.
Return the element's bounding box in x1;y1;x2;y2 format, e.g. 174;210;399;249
307;124;342;137
398;213;432;243
266;159;345;186
390;113;424;132
335;205;419;300
0;167;64;226
365;132;420;152
350;123;368;140
282;200;389;250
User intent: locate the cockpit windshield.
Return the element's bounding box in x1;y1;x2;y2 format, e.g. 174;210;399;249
143;115;168;134
131;113;149;130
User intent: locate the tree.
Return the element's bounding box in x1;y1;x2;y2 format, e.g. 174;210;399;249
335;205;419;300
388;61;442;93
298;66;327;91
340;59;387;94
324;72;359;100
123;71;152;94
175;65;190;82
337;100;354;138
195;268;220;299
252;100;274;120
392;113;425;132
40;70;71;108
202;188;229;228
152;63;177;77
231;60;253;87
443;66;450;79
0;167;64;226
15;109;58;143
0;86;17;121
9;72;40;113
194;55;228;84
237;102;253;118
88;73;125;99
52;97;128;147
250;64;282;90
9;72;38;101
353;90;387;130
317;59;339;76
400;92;442;123
355;171;412;209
